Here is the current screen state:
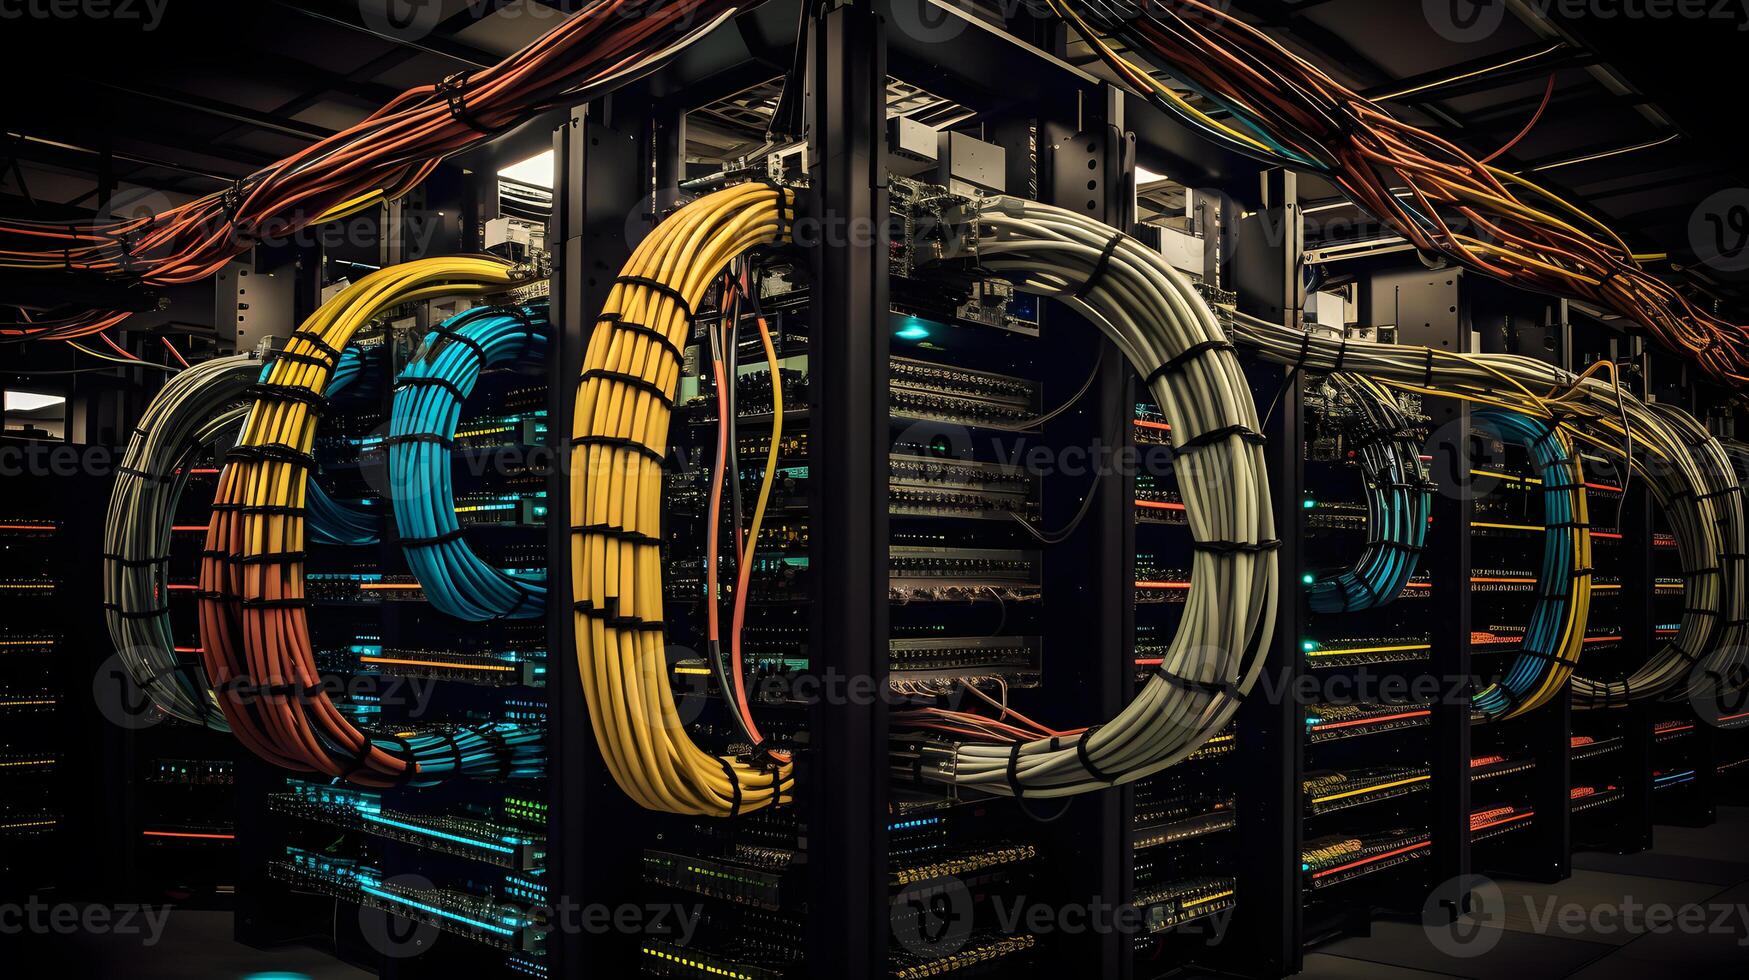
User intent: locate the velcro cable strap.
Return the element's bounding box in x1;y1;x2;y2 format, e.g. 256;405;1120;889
1144;340;1236;385
616;276;695;319
571;435;667;468
600;315;686;364
1074;234;1126;300
579;368;675;408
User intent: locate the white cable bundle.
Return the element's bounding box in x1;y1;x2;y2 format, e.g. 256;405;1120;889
103;353;258;729
911;196;1277;798
1221;308;1745;707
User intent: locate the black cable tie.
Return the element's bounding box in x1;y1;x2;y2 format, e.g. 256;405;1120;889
193;590;231;602
601;316;686;364
1700;486;1741;501
717;755;743;818
261;349;337;372
379;432;458;451
237;551;308;566
399;527;467;549
615;276;696;319
1192;538;1283;555
1153;667;1243;703
439;70;493;133
395;375;470;401
426;326;488;360
1684;566;1722;578
1074;234;1126;300
579;368;675;408
247;383;328;417
240;596;308;610
1075;725;1116;784
570;435;667;468
1682;607;1719;619
227;503;306;518
571;523;662;546
1332;335;1348;373
1144;340;1236;386
225;443;316;471
1291;330;1314;374
286;331;343;365
572;597;666;632
753;179;792;238
1006;742;1028;798
1177;424;1267;453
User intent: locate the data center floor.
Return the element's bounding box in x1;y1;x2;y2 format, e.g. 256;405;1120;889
1301;806;1749;978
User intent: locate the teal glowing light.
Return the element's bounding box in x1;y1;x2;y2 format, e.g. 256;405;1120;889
1302;499;1316;509
896;317;931;341
1301;573;1316;585
1301;640;1317;652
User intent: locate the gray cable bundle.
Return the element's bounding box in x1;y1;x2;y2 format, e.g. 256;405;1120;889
1221;307;1745;708
911;196;1278;798
103;353;259;729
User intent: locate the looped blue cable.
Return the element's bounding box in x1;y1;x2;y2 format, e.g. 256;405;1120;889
1307;375;1432;613
387;303;549;621
1472;408;1583;719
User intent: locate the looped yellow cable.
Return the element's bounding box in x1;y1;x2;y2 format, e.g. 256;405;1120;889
571;182;796;817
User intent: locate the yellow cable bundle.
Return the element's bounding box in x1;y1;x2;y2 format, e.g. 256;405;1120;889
571;181;795;817
198;256;521;781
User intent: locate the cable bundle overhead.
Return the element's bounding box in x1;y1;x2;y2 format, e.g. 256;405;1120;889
389;303;549;621
1469;409;1591;719
1307;373;1432;614
1050;0;1749;384
572;181;796;818
0;0;759;341
902;195;1277;798
1219;306;1744;707
198;256;545;786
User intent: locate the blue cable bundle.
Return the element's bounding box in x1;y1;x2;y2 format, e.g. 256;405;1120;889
1308;374;1433;613
387;303;548;621
366;721;546;785
1471;409;1590;719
